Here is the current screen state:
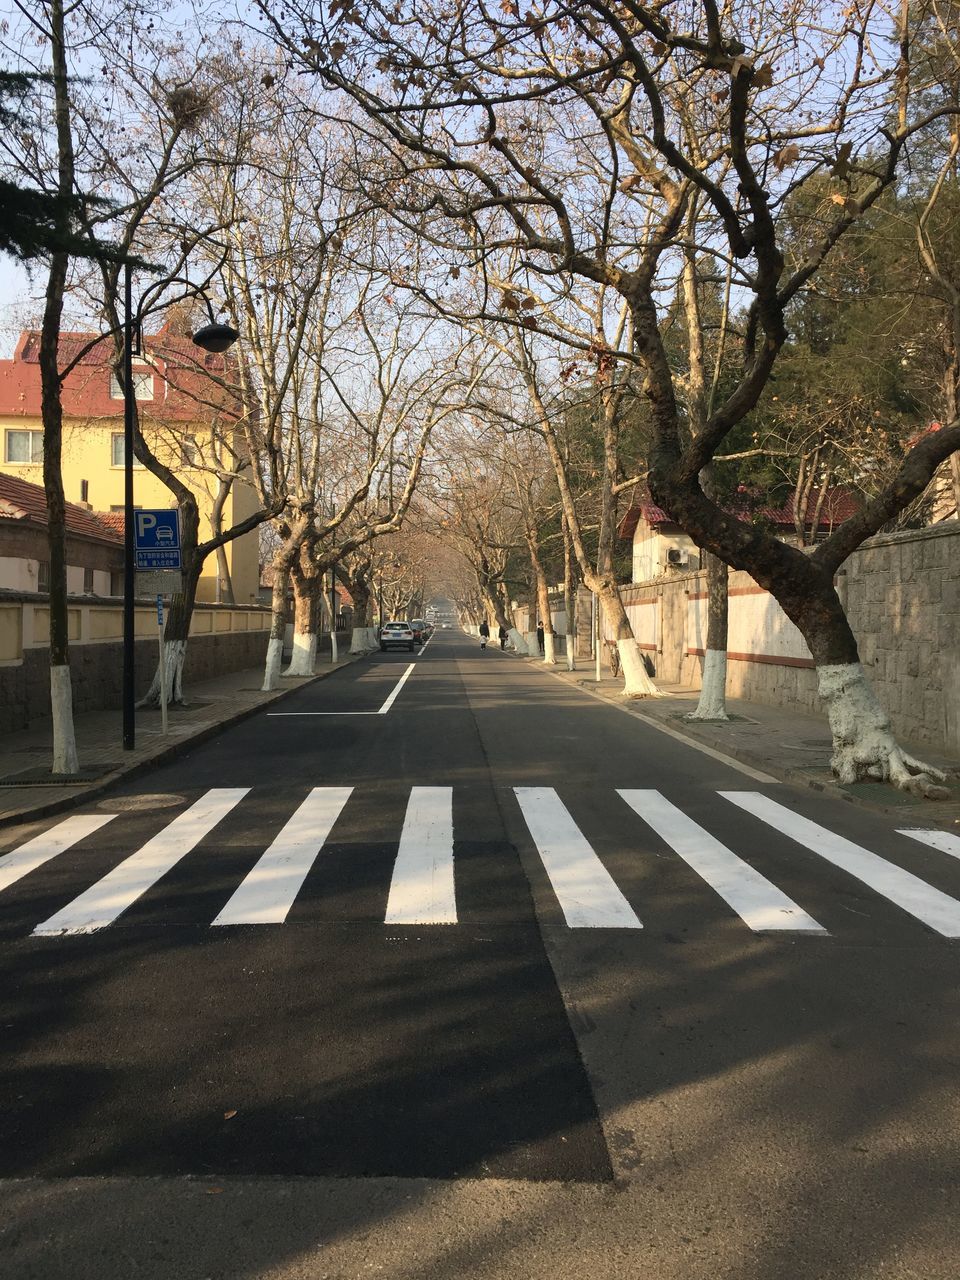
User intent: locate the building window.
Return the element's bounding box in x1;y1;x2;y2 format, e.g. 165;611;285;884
110;570;123;596
5;429;43;464
181;435;200;466
110;434;145;468
37;561;50;593
109;368;154;401
83;567;95;593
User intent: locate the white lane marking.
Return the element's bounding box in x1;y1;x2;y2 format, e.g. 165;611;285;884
384;787;457;924
721;792;960;937
0;814;117;896
212;788;352;925
377;662;416;714
897;829;960;861
267;661;418;717
514;787;642;929
32;789;249;935
618;790;826;933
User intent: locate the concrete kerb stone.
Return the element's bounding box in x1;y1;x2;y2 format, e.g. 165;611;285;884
500;647;960;831
0;653;366;831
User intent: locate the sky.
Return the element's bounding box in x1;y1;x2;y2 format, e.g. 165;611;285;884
0;257;44;358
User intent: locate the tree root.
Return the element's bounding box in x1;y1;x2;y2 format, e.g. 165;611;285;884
819;662;953;800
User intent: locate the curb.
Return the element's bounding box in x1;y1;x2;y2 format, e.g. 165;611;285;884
504;650;960;830
0;655;364;831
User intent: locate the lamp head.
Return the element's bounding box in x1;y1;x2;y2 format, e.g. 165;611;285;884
192;322;239;354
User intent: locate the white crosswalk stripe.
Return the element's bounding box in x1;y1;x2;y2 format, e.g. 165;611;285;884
212;788;353;926
385;786;457;924
2;786;959;941
0;814;116;895
722;792;960;938
897;828;960;861
32;789;249;936
514;787;642;929
618;790;826;933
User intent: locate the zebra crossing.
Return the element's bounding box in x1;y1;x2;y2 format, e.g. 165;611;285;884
0;785;958;940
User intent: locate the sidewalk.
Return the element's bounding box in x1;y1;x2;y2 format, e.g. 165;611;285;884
0;655;361;829
507;648;960;832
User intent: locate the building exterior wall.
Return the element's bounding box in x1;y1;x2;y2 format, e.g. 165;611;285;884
0;417;259;603
631;522;700;581
0;522;122;595
619;522;959;753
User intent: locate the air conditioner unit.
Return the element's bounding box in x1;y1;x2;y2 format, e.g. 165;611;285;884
666;548;688;567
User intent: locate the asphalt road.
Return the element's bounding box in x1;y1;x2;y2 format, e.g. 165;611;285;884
2;629;959;1278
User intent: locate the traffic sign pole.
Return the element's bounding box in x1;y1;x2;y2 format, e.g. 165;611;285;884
157;594;168;736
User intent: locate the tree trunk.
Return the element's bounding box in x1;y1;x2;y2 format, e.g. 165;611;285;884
215;544;235;604
285;545;320;676
562;511;576;671
534;567;556;664
349;579;372;652
688;552;729;720
40;0;78;775
262;567;289;691
137;562;201;707
786;577;949;797
138;499;202;707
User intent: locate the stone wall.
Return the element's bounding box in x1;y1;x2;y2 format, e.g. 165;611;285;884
627;522;960;754
0;594;273;732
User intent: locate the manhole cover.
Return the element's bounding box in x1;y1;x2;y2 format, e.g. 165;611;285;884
98;793;186;812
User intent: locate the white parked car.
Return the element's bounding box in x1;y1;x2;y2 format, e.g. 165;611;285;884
380;621;416;652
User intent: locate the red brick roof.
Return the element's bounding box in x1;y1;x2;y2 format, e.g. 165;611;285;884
94;509;126;537
618;486;862;540
0;473;123;545
0;327;241;422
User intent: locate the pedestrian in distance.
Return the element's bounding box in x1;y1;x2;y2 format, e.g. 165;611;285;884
536;621;545;655
479;620;490;650
498;624;508;650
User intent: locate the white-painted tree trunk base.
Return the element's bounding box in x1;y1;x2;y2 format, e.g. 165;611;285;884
542;632;557;665
262;636;284;691
284;633;317;677
366;627;379;649
566;644;576;671
818;662;950;798
687;649;729;721
350;627;369;654
618;638;662;698
50;664;79;775
330;631;339;663
508;627;528;654
137;640;187;708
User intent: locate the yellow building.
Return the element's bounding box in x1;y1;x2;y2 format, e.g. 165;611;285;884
0;328;260;603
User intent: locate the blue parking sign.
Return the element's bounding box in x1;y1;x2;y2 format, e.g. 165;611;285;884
134;510;182;570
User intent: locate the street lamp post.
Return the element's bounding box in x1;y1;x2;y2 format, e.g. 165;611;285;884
121;263;239;750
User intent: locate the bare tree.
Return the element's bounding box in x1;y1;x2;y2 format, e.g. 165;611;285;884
264;0;960;794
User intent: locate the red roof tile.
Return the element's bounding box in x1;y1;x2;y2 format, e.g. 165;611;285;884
0;328;241;422
618;485;862;540
0;473;123;545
